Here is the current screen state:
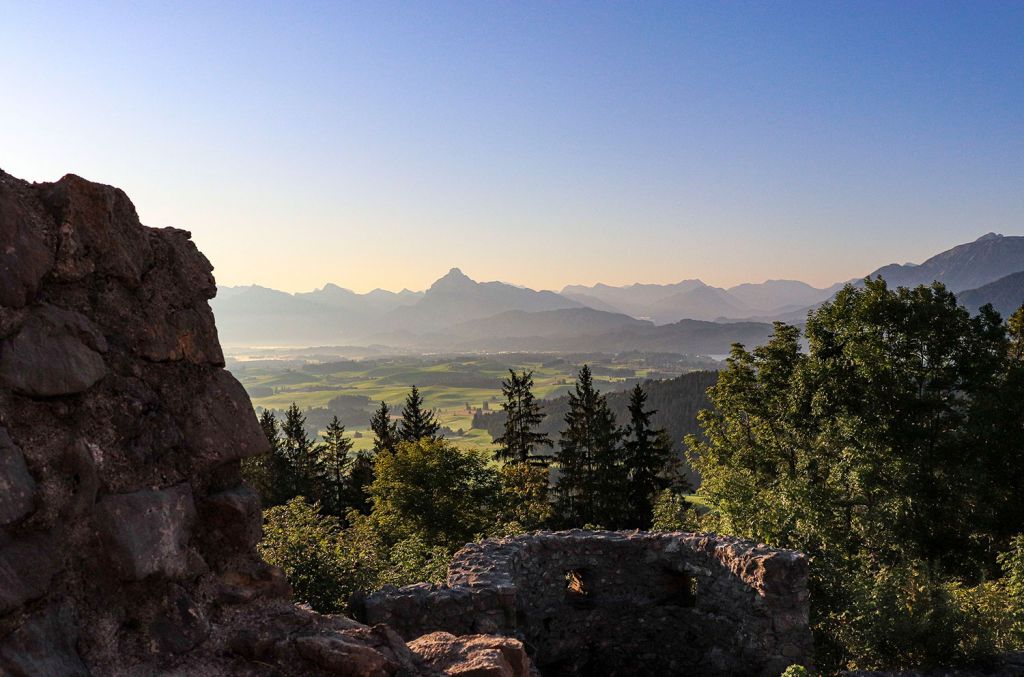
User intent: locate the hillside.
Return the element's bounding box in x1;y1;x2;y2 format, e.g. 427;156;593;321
867;233;1024;292
562;278;839;322
957;271;1024;318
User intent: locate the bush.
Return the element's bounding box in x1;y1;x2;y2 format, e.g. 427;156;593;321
259;497;347;613
650;489;698;532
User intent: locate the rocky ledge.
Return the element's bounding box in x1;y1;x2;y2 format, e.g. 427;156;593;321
0;169;532;676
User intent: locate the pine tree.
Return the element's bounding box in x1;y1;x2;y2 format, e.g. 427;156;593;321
554;365;623;527
622;384;676;529
494;369;552;465
281;403;318;498
399;386;440;442
370;400;400;455
317;416;353;516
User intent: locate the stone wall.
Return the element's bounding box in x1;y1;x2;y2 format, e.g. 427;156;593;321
0;169;532;677
362;530;813;676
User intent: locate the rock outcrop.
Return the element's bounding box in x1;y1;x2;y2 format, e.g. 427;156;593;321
363;530;814;676
0;169;532;676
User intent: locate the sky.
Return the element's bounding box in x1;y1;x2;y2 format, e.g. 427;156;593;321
1;1;1022;293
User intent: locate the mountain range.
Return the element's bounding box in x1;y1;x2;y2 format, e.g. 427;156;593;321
211;233;1024;354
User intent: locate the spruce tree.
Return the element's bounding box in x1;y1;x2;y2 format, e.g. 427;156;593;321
554;365;623;527
317;416;353;516
494;369;552;465
243;410;289;505
281;403;318;498
344;451;376;515
399;385;440;442
623;383;675;529
370;400;400;455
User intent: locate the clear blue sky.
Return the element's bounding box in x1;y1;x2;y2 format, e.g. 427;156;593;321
2;1;1022;292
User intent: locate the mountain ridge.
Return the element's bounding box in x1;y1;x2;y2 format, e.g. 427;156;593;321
211;232;1024;350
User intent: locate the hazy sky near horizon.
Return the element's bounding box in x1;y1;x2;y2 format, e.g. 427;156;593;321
2;2;1022;293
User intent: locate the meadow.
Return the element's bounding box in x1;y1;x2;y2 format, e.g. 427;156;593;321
226;351;716;453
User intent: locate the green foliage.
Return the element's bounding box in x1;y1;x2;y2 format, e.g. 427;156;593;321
339;510;451;591
281;403;318;498
623;383;679;528
554;365;626;527
779;666;814;677
399;385;441;442
369;438;500;548
495;462;552;534
369;400;399;455
494;369;552;464
258;498;347;613
687;279;1024;670
650;489;698;532
317;416;353;516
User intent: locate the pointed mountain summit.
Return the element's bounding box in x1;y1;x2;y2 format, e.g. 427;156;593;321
376;268;582;332
429;267;476;292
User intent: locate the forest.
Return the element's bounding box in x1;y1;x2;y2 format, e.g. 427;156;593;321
241;279;1024;674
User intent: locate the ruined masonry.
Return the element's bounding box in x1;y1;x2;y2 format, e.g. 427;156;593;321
0;168;812;676
363;530;813;676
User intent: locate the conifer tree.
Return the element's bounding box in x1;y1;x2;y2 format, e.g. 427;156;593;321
370;400;400;455
260;409;281;451
494;369;552;465
344;451;376;515
622;383;676;528
243;410;289;505
281;403;318;498
399;386;440;442
554;365;623;527
317;416;353;516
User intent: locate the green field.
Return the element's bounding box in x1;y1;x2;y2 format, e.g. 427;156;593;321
227;351;714;453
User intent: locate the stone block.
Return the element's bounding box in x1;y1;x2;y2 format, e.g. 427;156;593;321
0;533;63;614
0;604;88;677
200;484;262;553
0;427;35;524
94;483;196;581
183;370;270;466
295;634;397;676
0;304;107;397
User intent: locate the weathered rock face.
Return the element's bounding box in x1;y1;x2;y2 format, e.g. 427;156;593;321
0;169;531;676
363;531;814;676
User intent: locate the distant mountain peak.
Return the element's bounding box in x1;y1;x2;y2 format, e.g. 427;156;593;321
976;232;1003;242
430;267;476;292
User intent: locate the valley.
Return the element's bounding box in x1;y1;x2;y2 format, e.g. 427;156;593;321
228;350;719;454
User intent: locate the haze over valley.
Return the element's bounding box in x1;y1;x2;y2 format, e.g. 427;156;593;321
214;232;1024;354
